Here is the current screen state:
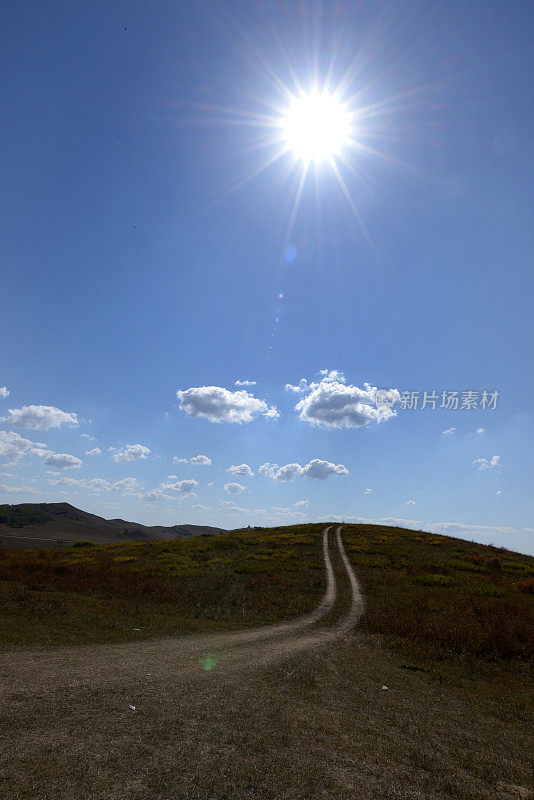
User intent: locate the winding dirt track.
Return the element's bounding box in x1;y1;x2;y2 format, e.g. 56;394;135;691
0;526;364;696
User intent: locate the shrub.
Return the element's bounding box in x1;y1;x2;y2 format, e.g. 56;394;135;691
517;578;534;594
486;556;502;572
72;541;96;548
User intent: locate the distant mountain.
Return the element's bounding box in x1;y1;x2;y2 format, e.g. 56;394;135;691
0;502;226;549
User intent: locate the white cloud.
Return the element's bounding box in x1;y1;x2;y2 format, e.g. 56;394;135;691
190;454;211;466
259;462;301;481
285;378;310;393
300;459;349;479
47;476;87;488
473;455;502;471
192;504;213;511
45;453;82;470
81;433;97;440
294;499;309;507
0;430;34;463
259;459;349;481
476;428;486;434
0;483;39;495
174;454;212;466
442;427;455;436
235;380;256;386
140;488;174;502
431;520;513;536
111;477;139;494
162;478;199;494
364;488;373;494
177;386;279;423
496;490;502;495
293;372;399;429
112;444;150;463
86;447;102;456
7;405;78;430
227;463;254;477
89;478;112;492
0;387;10;398
406;499;416;505
224;482;245;494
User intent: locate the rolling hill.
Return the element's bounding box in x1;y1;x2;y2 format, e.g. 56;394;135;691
0;502;225;548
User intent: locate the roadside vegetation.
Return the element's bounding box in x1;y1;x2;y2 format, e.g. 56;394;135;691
0;521;532;669
0;524;325;650
342;524;534;662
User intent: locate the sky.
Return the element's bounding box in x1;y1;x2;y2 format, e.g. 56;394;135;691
1;1;533;554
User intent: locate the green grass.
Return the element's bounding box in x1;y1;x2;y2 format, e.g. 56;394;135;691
1;521;533;670
342;524;534;661
0;524;325;650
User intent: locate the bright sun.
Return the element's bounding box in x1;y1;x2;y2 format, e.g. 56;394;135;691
282;89;353;163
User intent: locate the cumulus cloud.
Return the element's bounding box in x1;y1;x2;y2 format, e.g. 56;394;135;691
473;456;502;471
363;488;373;494
442;427;455;436
7;405;78;430
227;463;254;477
81;433;97;440
0;430;33;463
259;462;301;481
162;478;199;494
406;499;416;505
177;386;279;424
292;372;399;429
476;428;486;434
140;488;173;502
111;477;140;494
235;380;256;386
86;447;102;456
0;483;39;495
294;499;309;507
259;459;349;481
112;444;150;463
174;454;212;466
45;453;82;470
224;482;245;494
89;478;112;492
300;459;349;479
0;387;10;398
190;454;211;466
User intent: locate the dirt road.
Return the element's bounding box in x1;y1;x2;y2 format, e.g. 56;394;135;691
0;525;363;695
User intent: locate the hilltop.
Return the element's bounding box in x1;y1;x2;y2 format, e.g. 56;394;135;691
0;522;532;799
0;502;225;549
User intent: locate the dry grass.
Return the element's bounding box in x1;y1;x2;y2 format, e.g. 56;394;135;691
0;524;532;799
0;524;325;650
342;524;534;662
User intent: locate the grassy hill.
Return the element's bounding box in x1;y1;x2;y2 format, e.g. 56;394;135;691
1;522;533;800
1;521;532;663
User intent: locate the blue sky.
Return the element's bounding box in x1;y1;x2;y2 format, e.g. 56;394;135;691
1;1;533;553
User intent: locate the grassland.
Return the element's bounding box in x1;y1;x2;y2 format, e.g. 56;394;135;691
1;521;532;665
1;523;533;799
342;524;534;662
0;524;326;650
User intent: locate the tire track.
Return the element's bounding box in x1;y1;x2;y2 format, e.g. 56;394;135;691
0;527;363;698
0;526;339;696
